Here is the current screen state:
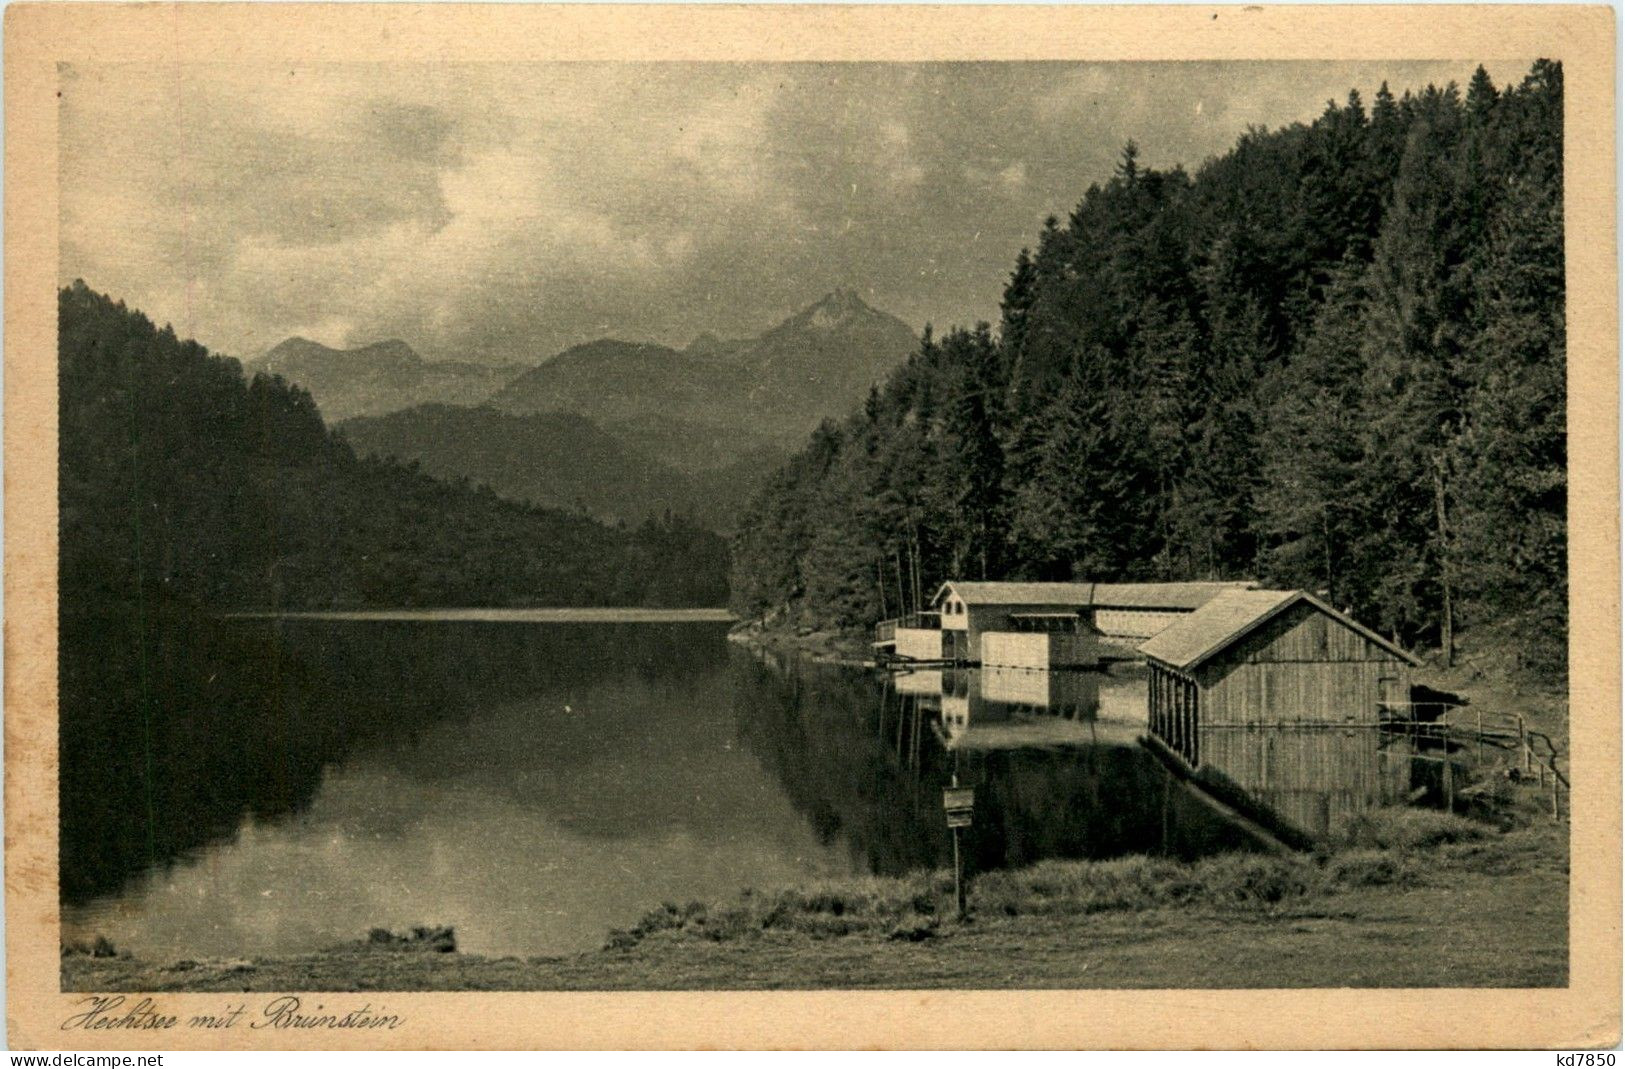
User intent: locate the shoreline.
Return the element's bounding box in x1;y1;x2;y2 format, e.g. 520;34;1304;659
726;617;879;667
62;813;1567;992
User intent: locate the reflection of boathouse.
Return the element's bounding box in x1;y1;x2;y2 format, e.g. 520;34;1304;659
896;666;1146;751
1140;589;1420;837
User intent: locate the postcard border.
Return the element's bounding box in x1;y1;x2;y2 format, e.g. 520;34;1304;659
5;3;1618;1050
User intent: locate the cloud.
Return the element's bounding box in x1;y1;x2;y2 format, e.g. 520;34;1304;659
60;60;1533;365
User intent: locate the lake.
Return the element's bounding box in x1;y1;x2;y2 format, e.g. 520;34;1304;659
61;612;1260;960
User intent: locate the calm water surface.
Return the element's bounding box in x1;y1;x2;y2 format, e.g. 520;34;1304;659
61;612;1256;959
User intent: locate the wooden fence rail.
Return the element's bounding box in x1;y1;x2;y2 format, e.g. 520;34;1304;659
1378;702;1567;821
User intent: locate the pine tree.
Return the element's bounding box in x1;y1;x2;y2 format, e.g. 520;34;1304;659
1258;260;1375;608
1008;350;1136;578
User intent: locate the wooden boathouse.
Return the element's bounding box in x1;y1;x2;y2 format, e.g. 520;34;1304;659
875;579;1255;667
1138;589;1421;833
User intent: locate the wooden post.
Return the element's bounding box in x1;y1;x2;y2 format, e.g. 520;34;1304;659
1519;716;1529;772
952;826;966;919
1551;773;1561;822
1475;708;1484;766
1443;756;1454;812
949;768;968;921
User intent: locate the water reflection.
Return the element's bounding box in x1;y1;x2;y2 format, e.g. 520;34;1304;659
730;654;1260;877
1196;725;1413;839
60;611;729;908
63;612;859;958
62;619;1402;961
928;665;1144;750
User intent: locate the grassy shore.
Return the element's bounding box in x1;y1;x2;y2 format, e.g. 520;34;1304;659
63;809;1566;991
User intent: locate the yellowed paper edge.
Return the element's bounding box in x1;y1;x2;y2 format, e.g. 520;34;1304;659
6;3;1618;1050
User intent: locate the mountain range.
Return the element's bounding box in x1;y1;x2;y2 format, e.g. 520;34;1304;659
249;337;530;423
269;290;918;526
489;289;917;472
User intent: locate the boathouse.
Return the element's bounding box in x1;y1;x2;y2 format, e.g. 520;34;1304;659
875;579;1255;666
935;581;1095;660
1139;588;1421;769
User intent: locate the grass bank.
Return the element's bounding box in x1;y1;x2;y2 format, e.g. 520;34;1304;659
1420;638;1569;754
63;809;1566;991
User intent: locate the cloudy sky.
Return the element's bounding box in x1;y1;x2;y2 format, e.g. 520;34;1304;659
60;60;1524;364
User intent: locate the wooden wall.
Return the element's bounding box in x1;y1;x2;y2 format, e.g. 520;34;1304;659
968;603;1197;648
1195;602;1411;728
894;627;945;662
1200;660;1406;726
980;631;1099;670
1144;601;1415;839
964;603;1082;652
1095;607;1190;640
1209;600;1398;665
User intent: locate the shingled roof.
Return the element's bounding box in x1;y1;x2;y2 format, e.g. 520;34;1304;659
936;581;1097;606
934;580;1253;610
1091;581;1256;610
1138;588;1421;671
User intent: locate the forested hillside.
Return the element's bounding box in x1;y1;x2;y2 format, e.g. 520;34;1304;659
732;62;1565;677
60;282;730;610
338;404;774;530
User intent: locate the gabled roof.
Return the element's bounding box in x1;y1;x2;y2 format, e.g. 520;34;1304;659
1138;589;1422;671
933;580;1253;611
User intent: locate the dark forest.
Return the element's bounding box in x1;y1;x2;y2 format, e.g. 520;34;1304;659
59;281;731;612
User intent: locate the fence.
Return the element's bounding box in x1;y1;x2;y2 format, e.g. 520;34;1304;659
874;612;943;644
1378;701;1568;821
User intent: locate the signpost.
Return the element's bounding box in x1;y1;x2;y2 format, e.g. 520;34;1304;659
942;782;974;919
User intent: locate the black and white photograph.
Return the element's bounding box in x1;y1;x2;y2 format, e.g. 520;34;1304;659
6;2;1617;1051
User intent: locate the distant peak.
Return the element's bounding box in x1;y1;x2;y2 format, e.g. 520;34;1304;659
265;335;319;355
802;287;878;330
265;336;421;364
817;287;871;311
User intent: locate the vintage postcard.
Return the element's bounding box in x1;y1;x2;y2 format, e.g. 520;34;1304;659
4;2;1618;1050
